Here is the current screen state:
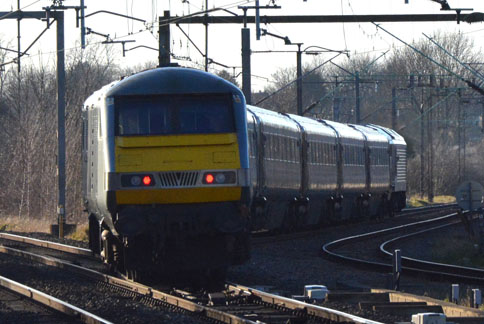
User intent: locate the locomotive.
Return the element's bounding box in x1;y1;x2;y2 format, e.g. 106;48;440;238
82;67;406;282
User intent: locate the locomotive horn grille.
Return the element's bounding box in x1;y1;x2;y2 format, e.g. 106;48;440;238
159;171;199;188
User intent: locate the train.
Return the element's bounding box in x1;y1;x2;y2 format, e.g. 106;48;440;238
82;67;406;283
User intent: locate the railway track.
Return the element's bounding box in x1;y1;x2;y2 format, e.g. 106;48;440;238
380;214;484;283
253;203;459;246
322;210;484;284
0;232;384;324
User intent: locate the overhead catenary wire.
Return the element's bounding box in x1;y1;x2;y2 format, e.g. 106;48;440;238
422;32;484;82
373;22;484;96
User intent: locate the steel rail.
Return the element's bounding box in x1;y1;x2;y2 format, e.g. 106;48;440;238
322;212;460;272
0;232;92;256
398;203;458;216
0;275;113;324
322;211;484;283
380;219;484;282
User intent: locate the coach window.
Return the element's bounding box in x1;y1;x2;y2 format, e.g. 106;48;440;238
323;144;328;165
283;136;288;162
330;144;335;165
271;134;276;160
264;134;270;160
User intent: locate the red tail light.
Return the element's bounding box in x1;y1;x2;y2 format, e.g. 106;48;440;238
143;176;152;186
205;174;214;184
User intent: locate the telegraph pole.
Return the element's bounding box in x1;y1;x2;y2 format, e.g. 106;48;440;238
457;91;462;183
428;85;434;202
204;0;209;71
296;44;303;115
241;27;251;104
56;11;66;238
80;0;86;48
159;10;171;67
355;72;361;124
392;87;397;129
333;76;340;122
463;99;467;178
420;84;425;198
17;1;21;74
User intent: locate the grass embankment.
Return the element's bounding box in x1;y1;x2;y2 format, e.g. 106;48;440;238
431;234;484;269
407;195;456;208
414;194;484;271
0;216;88;242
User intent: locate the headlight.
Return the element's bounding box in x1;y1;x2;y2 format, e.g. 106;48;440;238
215;173;226;183
130;176;141;186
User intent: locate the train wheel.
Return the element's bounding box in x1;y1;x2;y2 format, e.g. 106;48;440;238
281;209;296;233
123;236;153;283
323;199;336;224
88;215;100;255
376;198;385;220
388;200;395;218
361;201;370;221
206;267;227;291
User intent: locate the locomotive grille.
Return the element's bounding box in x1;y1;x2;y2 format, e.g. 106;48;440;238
159;171;199;188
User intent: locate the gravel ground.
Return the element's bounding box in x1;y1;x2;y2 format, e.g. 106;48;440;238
0;253;204;324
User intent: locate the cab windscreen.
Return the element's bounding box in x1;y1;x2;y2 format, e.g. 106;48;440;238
115;94;235;136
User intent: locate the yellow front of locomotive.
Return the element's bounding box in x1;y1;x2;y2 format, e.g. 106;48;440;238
115;132;242;204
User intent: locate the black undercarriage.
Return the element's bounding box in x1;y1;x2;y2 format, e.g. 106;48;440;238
89;202;250;285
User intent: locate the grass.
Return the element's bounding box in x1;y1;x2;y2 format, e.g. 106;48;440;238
407;195;456;208
0;215;52;233
431;234;484;268
67;223;89;242
0;215;88;242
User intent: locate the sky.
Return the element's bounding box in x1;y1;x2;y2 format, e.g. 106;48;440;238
1;0;484;90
